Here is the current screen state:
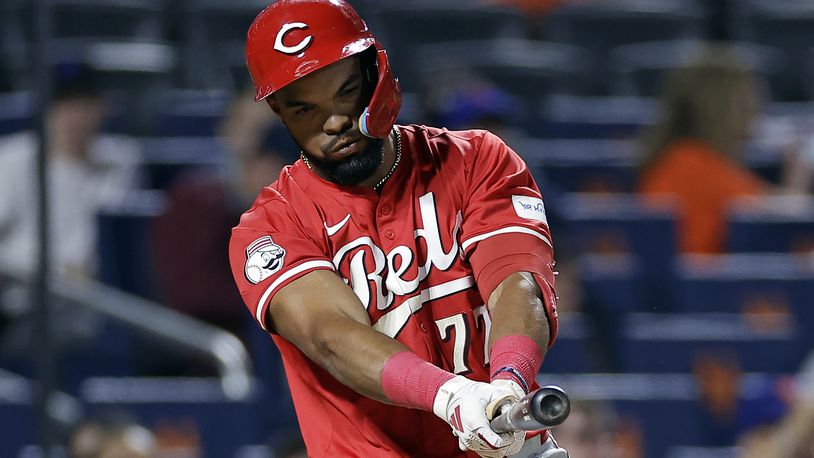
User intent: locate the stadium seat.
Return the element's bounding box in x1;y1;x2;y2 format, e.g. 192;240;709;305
555;193;678;307
539;0;707;95
139;137;227;190
730;0;814;101
667;447;738;458
608;40;786;99
80;377;270;457
579;254;647;314
618;313;807;373
542;373;704;458
148;89;231;137
369;2;527;94
541;313;599;373
575;254;648;371
675;253;814;327
726;195;814;253
0;92;34;136
537;94;656;139
181;0;269;89
519;139;639;193
2;0;167;42
97;191;167;300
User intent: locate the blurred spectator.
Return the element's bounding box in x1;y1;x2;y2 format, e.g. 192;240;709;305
0;61;140;279
554;398;643;458
70;414;156;458
151;88;298;337
637;46;812;254
738;351;814;458
693;351;793;449
434;80;524;145
0;61;140;360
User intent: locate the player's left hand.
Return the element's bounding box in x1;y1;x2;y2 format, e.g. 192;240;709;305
433;376;525;458
481;379;527;457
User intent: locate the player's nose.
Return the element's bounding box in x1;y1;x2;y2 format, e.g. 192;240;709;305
323;113;353;136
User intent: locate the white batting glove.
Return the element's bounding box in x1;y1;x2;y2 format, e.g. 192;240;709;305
488;379;527;456
433;376;525;458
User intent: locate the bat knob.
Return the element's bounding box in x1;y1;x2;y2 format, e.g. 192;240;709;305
532;386;571;427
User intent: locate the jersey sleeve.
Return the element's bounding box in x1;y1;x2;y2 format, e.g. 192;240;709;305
229;197;334;331
460;132;558;347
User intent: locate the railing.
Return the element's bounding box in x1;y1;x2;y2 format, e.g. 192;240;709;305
0;266;254;401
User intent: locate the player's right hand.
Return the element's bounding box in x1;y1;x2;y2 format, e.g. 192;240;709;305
433;376;523;458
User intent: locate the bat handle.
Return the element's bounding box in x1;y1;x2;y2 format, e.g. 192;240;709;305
490;386;571;433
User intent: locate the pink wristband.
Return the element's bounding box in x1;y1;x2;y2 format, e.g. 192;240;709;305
381;351;454;411
489;335;543;393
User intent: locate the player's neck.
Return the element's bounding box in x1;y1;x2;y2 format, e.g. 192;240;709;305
356;129;398;190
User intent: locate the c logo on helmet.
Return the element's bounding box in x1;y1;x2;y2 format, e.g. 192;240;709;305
274;22;313;55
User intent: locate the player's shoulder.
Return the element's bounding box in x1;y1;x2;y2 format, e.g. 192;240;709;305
400;124;505;166
401;124;498;148
234;163;307;230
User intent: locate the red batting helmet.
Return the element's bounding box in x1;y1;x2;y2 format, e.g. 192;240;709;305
246;0;402;139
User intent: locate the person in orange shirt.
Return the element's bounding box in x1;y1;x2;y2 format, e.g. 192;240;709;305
638;46;810;254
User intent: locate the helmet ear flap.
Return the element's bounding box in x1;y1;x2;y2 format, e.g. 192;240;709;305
360;47;378;87
359;48;401;138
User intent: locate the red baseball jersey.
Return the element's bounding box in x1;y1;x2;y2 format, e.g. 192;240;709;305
229;125;557;457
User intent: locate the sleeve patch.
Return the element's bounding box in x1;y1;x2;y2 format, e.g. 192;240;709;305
511;195;548;224
244;235;287;284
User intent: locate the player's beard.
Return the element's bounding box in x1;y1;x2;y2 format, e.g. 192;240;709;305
301;137;384;187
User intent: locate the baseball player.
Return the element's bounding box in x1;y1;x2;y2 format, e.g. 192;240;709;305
229;1;568;457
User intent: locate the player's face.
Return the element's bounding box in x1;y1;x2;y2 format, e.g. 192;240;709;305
269;56;384;186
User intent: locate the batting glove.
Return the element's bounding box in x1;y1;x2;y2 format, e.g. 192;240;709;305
433;376;524;458
487;379;527;456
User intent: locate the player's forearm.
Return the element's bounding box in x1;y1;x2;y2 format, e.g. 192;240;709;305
307;315;410;403
483;271;551;392
487;272;550;353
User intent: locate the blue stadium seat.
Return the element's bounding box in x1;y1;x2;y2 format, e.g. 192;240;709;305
618;313;807;373
417;39;591;127
726;196;814;253
149;89;231;137
731;1;814;101
579;254;647;314
519;139;638;193
139;137;226;190
540;0;707;95
675;253;814;327
575;254;649;371
97;191;167;300
608;40;786;99
0;92;33;136
1;0;166;43
0;386;37;454
181;0;269;89
542;373;703;458
667;447;738;458
542;313;599;373
369;2;527;94
555;193;678;307
537;95;656;139
80;377;271;456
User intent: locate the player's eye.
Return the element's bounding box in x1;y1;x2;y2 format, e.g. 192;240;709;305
339;85;359;97
295;105;314;116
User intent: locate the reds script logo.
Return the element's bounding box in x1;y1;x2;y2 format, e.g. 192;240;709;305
245;236;287;284
274;22;313;55
333;193;462;311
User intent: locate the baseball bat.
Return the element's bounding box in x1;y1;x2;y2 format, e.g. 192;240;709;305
490;385;571;433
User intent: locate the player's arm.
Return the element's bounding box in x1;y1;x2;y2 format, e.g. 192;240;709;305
268;269;409;403
487;271;550;354
270;269;525;455
461;131;559;394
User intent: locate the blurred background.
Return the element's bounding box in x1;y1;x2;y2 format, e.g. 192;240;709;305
1;0;813;456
